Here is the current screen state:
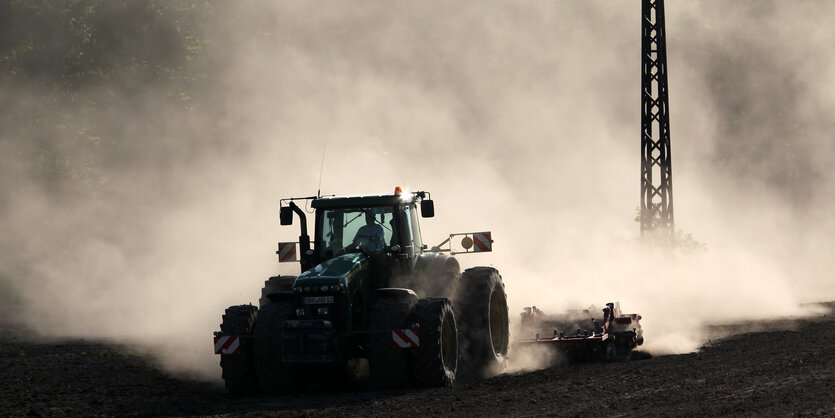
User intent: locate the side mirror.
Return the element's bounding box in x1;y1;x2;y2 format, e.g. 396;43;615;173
279;206;294;225
420;199;435;218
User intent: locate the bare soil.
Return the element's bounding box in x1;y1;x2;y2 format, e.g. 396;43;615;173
1;304;833;417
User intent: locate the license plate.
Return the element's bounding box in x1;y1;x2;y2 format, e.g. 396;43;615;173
303;296;334;305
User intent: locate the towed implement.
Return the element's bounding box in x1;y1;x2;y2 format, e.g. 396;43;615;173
515;302;644;361
213;188;509;393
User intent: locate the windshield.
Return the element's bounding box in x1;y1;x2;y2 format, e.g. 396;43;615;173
319;206;395;257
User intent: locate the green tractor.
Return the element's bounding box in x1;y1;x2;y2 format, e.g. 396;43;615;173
214;188;509;393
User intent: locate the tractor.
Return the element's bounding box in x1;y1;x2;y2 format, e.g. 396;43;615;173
213;187;509;393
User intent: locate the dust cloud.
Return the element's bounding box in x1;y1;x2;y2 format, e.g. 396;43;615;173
1;1;833;380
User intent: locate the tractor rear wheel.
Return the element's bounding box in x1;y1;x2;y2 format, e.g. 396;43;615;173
408;298;458;387
366;294;415;388
259;275;297;307
219;305;259;394
455;267;509;380
253;302;297;393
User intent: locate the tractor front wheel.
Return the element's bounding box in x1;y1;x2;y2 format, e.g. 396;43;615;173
219;305;259;394
366;294;414;388
408;298;458;387
253;302;297;393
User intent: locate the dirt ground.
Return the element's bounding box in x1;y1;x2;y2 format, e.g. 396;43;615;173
1;303;833;417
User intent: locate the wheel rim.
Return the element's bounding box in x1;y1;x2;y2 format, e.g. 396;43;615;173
441;315;454;369
488;288;509;356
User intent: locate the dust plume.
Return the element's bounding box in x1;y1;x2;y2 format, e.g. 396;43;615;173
1;0;833;380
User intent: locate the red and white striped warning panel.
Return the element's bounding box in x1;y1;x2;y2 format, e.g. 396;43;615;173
392;329;420;348
277;242;297;262
214;335;240;355
472;231;493;252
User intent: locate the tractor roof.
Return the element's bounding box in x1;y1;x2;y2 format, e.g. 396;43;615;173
312;193;414;209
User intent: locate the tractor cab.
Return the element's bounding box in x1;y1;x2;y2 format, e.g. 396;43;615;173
312;189;432;265
279;188;434;273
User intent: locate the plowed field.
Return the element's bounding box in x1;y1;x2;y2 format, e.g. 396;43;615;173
2;304;833;417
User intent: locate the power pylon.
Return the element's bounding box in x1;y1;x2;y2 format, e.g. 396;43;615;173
640;0;674;237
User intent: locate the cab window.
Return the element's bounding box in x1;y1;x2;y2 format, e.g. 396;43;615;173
319;206;394;258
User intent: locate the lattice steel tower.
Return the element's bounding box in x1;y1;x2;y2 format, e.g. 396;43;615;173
640;0;674;237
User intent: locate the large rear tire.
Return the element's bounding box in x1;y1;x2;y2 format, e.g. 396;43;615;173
219;305;259;394
408;298;458;387
366;294;415;389
454;267;509;380
253;302;297;393
412;253;461;299
259;276;297;307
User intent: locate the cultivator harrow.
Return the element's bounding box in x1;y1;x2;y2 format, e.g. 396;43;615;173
515;302;643;361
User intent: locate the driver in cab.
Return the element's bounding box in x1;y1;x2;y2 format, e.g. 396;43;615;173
353;211;385;253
